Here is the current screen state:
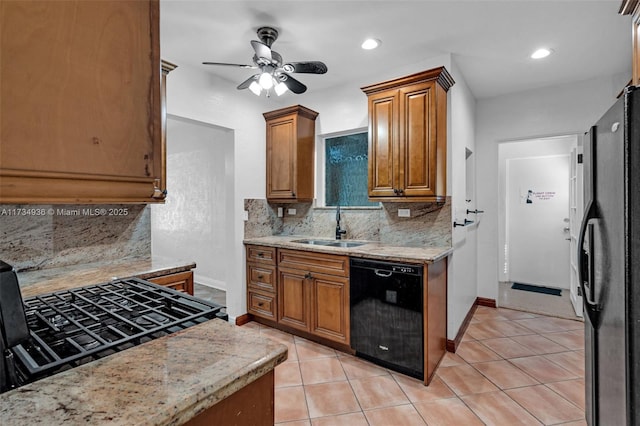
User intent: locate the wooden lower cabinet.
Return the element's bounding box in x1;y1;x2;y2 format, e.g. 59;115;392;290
147;270;194;295
185;370;274;426
310;273;349;344
278;267;311;332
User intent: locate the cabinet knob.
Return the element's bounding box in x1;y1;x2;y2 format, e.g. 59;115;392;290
258;302;264;307
304;272;313;279
257;253;264;257
398;188;404;195
257;274;264;280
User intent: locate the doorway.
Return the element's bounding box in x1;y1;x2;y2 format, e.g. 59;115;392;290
151;115;235;292
498;135;580;319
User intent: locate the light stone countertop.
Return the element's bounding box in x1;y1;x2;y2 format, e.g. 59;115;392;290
0;320;287;426
243;235;452;264
4;256;287;425
17;256;197;297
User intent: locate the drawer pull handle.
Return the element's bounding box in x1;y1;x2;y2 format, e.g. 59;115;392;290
258;302;264;307
257;274;264;280
257;253;264;257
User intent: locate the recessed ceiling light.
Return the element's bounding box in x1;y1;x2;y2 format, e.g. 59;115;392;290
531;48;553;59
361;38;381;50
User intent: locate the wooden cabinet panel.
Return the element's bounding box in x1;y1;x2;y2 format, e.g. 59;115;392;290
247;245;277;265
0;0;167;204
247;264;277;293
278;268;311;332
311;274;349;344
362;67;453;203
424;258;447;384
621;1;640;85
248;289;277;320
368;93;398;197
278;249;349;277
264;105;318;202
148;271;194;295
246;245;278;321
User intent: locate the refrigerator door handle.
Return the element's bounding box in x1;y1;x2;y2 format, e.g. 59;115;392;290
577;200;600;325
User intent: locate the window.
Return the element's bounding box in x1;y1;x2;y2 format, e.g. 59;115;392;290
323;131;377;207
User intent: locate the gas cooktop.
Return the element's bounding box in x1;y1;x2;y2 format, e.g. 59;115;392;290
9;278;225;387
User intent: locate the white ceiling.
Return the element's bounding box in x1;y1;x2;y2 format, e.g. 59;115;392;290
160;0;631;100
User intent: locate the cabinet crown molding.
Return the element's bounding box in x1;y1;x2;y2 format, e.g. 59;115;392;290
263;105;319;121
361;66;455;95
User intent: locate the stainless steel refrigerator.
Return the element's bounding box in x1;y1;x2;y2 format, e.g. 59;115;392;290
579;85;640;426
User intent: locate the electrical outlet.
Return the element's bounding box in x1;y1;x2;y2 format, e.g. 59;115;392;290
287;208;297;216
277;207;283;217
242;210;249;221
398;208;411;218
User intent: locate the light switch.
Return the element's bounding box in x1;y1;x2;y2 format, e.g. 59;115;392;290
277;207;283;217
242;210;249;221
398;208;411;218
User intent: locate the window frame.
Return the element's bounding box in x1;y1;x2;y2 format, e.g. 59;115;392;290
315;127;381;209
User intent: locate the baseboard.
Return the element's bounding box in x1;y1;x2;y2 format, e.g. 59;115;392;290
235;313;251;326
194;276;227;291
476;297;497;308
446;296;497;352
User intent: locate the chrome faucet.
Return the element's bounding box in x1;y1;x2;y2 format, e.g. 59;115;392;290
335;205;347;240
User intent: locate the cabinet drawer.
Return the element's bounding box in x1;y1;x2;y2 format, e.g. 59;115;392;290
148;271;194;295
247;263;277;292
278;249;349;277
246;245;277;265
248;289;277;320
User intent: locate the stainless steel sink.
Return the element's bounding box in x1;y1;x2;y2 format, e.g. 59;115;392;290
292;239;334;246
326;241;365;248
292;239;365;248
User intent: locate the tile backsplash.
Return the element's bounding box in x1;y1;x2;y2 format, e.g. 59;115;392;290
244;198;451;247
0;205;150;272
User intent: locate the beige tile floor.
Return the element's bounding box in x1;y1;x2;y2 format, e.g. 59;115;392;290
242;306;586;426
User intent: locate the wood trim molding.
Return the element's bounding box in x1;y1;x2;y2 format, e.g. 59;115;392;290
235;313;251;326
476;297;497;308
446;297;497;352
619;0;639;15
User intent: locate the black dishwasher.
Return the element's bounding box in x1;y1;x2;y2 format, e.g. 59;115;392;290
350;258;424;379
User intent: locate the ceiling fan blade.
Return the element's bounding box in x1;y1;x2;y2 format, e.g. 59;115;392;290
202;62;257;69
281;73;307;94
282;61;328;74
237;74;258;90
251;40;272;62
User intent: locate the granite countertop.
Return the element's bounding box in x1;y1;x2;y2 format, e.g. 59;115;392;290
18;256;196;297
243;235;452;263
0;320;287;425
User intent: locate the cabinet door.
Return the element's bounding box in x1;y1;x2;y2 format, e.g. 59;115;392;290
398;82;438;197
311;274;349;344
368;90;399;197
148;271;194;295
278;267;311;332
0;0;162;203
266;115;297;200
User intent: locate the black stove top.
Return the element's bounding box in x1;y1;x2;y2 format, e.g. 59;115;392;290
10;278;225;385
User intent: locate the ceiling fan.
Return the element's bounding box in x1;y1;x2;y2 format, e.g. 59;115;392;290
203;26;327;97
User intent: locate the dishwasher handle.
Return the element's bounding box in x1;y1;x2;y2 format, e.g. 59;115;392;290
374;269;393;278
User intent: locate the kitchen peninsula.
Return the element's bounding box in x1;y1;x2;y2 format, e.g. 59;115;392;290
0;259;287;425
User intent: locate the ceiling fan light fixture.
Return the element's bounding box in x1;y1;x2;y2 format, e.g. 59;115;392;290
249;81;262;96
361;38;381;50
259;72;274;89
274;81;288;96
531;48;553;59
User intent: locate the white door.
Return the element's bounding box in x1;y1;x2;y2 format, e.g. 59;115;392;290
506;155;570;289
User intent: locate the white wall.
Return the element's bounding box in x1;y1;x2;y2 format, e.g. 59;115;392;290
151;116;233;290
447;60;478;340
475;73;627;301
165;65;272;320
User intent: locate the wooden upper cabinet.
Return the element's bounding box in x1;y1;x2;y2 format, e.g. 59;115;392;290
264;105;318;202
362;67;454;203
621;0;640;85
0;0;168;204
